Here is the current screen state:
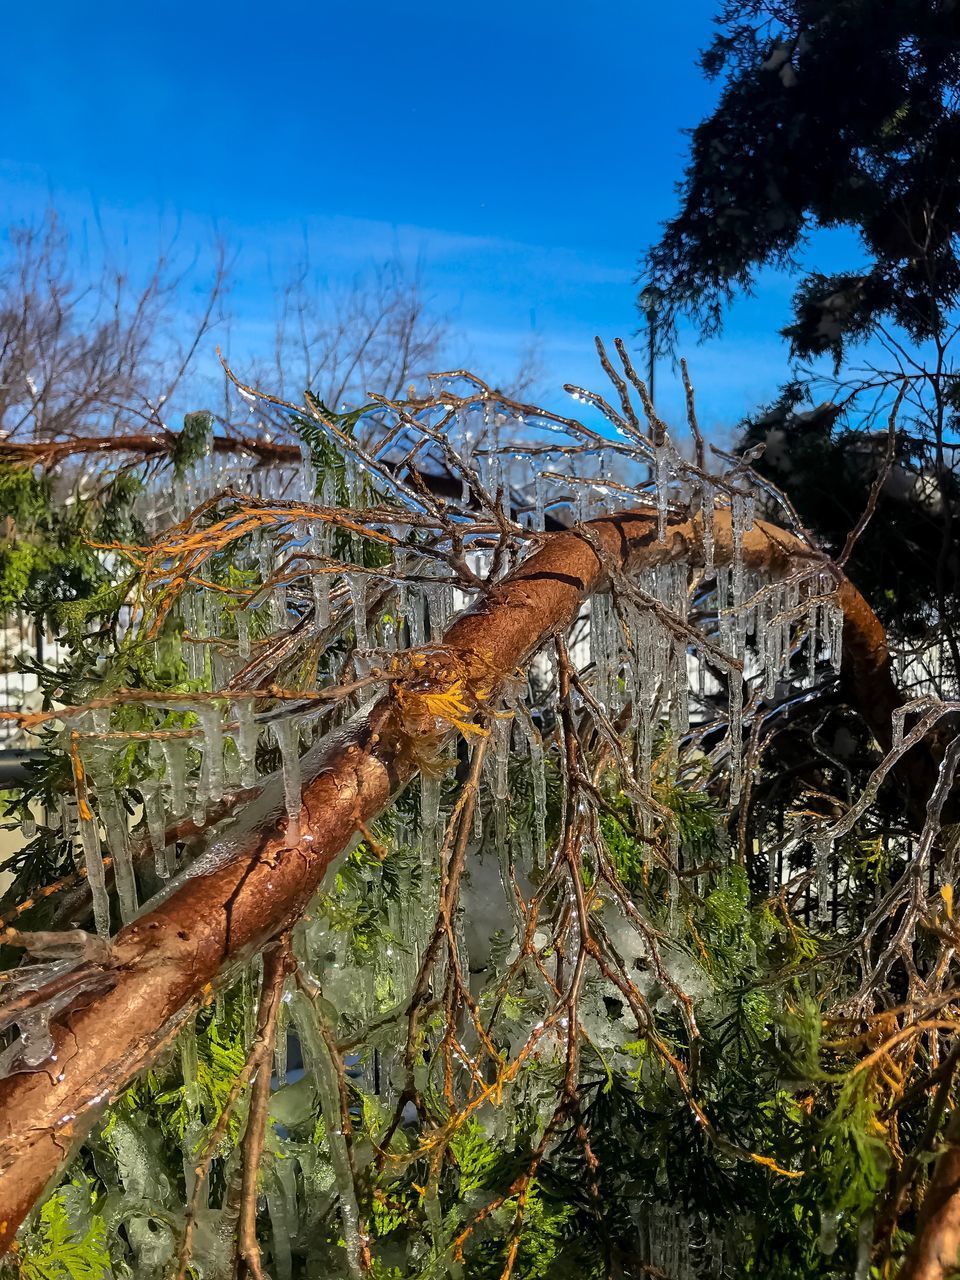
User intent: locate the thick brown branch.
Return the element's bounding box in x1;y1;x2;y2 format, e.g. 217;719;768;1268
0;508;900;1247
0;431;301;469
896;1108;960;1280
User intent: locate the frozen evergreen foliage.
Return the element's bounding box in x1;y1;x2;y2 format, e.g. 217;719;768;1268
641;0;960;706
0;345;956;1280
642;0;960;355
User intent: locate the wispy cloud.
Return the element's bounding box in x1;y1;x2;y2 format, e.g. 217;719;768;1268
0;161;796;432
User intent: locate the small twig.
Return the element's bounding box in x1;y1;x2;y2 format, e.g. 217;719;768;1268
838;379;907;567
176;936;292;1280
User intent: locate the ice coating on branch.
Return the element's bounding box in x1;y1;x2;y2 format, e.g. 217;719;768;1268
534;470;546;530
4;357;884;1275
272;718;302;846
728;676;744;806
0;1010;56;1075
827;600;844;672
815;835;834;923
654;442;670;542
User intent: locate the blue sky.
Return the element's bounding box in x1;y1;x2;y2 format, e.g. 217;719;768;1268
0;0;858;437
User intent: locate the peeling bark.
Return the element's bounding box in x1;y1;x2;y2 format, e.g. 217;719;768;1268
0;509;901;1247
896;1109;960;1280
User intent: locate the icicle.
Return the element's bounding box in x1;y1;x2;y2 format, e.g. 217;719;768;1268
731;492;747;605
409;588;425;646
144;780;172;879
162;739;188;817
716;567;734;656
818;575;834;646
743;492;756;531
653;442;670;542
350;573;369;649
266;1185;293;1280
235;700;258;788
425;580;454;640
854;1214;874;1280
764;593;782;700
673;639;689;736
471;788;484;843
493;793;510;911
312;567;331;630
493;714;511;802
700;480;715;577
592;596;610;710
272;718;302;846
274;1011;288;1088
420;775;441;869
100;789;138;924
180;1017;201;1123
271;582;288;631
185;593;206;682
197;705;224;816
521;714;548;869
288;992;366;1280
489;453;504;503
204;705;225;802
534;471;546;531
828;601;844;672
815;835;833;923
179;1017;206;1204
728;677;743;806
236;608;251;661
76;791;111;935
806;598;819;681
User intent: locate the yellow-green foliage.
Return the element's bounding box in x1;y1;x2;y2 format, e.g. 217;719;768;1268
17;1188;110;1280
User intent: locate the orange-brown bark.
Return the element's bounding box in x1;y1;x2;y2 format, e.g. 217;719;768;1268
896;1109;960;1280
0;432;301;468
0;509;899;1247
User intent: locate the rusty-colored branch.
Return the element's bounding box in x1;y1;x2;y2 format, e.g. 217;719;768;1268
0;431;301;469
175;937;292;1280
0;508;900;1247
896;1108;960;1280
235;939;292;1280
